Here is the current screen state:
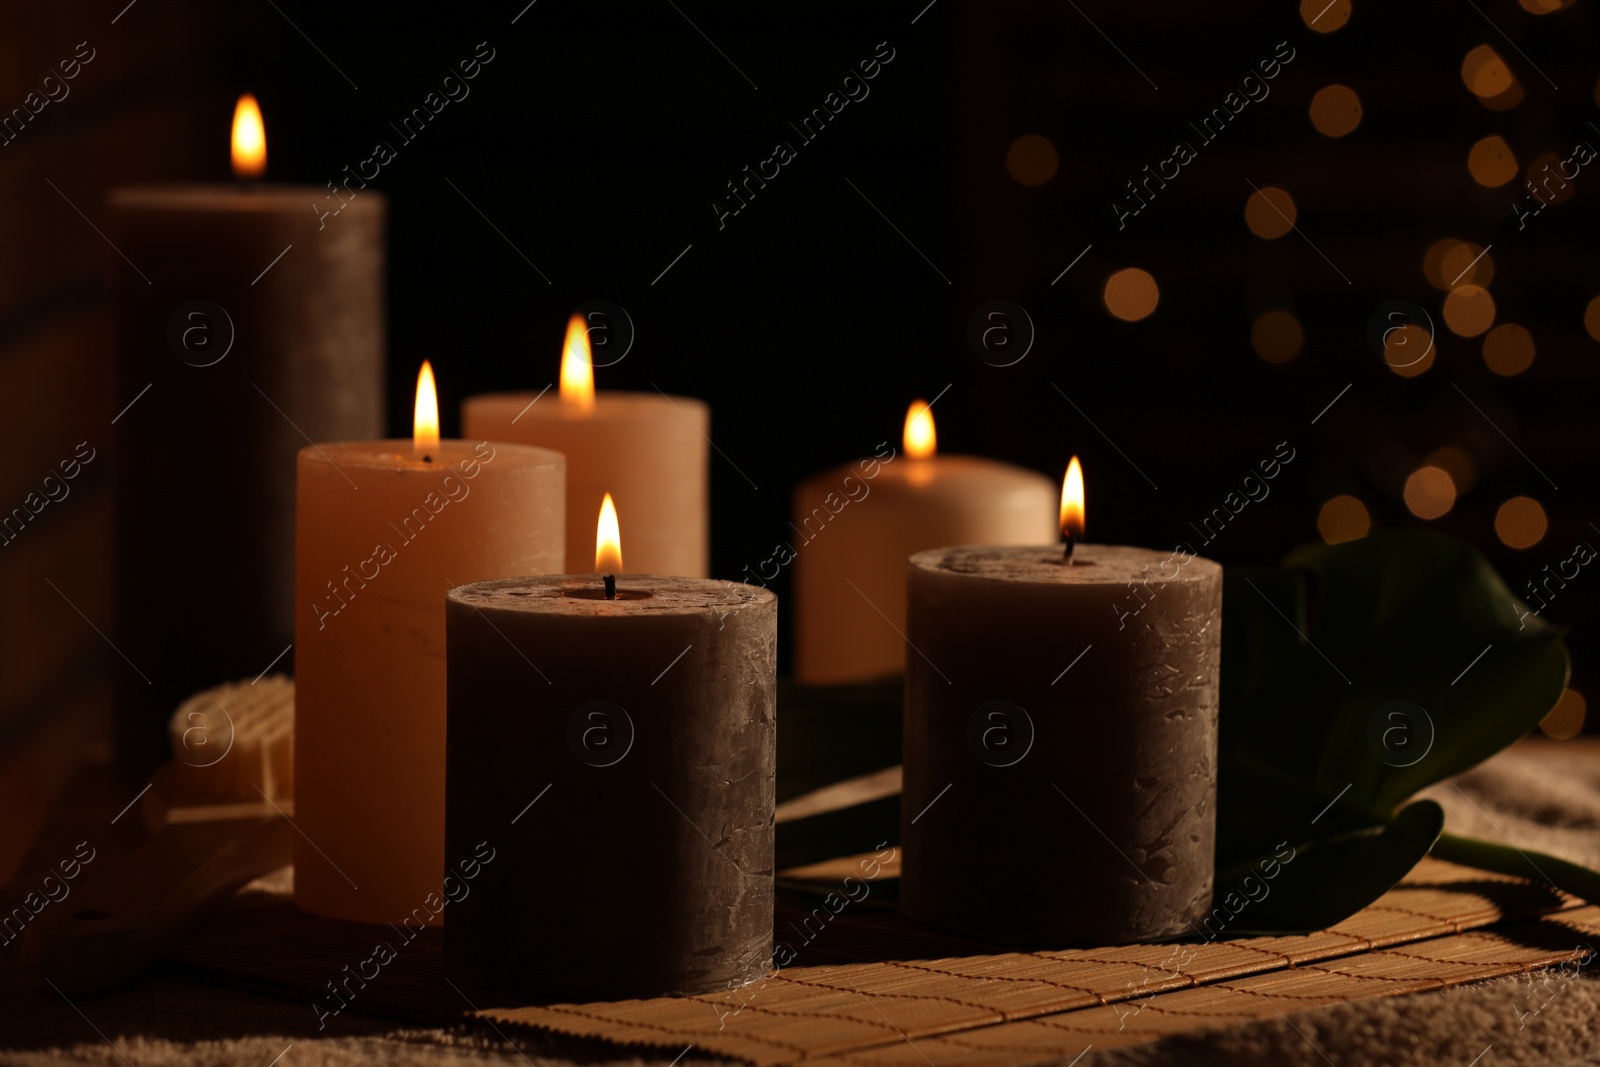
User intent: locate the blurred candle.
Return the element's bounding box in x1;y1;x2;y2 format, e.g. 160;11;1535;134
791;401;1057;684
109;94;385;773
462;314;709;577
294;363;564;924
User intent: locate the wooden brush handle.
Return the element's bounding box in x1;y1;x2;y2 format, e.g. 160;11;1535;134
21;815;294;991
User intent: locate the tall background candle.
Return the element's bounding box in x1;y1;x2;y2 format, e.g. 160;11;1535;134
791;401;1056;684
109;96;384;774
294;364;564;924
900;467;1222;944
462;314;709;578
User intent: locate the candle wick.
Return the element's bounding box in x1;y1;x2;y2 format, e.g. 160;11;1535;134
603;574;616;600
1063;534;1076;566
422;454;433;464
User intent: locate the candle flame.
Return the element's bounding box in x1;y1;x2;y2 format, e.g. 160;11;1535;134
413;361;440;459
903;399;936;460
1061;456;1085;542
231;94;266;179
595;493;623;574
559;313;595;412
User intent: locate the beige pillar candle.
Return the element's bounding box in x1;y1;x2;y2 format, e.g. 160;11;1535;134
792;401;1056;684
462;314;708;577
294;363;564;924
901;464;1222;944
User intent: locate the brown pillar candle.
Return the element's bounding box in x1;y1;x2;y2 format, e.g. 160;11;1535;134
901;543;1221;945
444;574;776;997
109;96;383;773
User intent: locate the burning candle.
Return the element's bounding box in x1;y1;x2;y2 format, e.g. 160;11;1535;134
109;95;386;773
294;364;564;925
791;401;1057;684
444;499;776;997
901;459;1222;945
461;314;709;577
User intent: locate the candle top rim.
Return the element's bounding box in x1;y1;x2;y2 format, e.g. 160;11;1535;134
109;184;387;212
464;390;707;414
450;574;774;616
910;543;1221;584
297;439;563;470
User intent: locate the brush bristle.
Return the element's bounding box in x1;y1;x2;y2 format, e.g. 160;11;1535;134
166;676;295;805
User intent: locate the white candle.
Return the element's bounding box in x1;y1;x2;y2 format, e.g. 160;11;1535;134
294;363;564;924
791;401;1056;684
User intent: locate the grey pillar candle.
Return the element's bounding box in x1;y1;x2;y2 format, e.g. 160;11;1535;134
445;574;777;997
902;544;1221;945
109;185;384;774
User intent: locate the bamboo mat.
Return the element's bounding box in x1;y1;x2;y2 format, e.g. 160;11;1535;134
168;854;1589;1066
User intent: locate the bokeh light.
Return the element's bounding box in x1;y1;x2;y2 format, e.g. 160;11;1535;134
1586;296;1600;341
1425;445;1476;493
1383;322;1435;377
1482;323;1535;376
1443;284;1496;337
1468;135;1519;187
1424;238;1493;290
1103;268;1159;322
1495;496;1548;549
1403;466;1457;519
1540;688;1587;740
1318;495;1370;544
1525;152;1577;206
1520;0;1571;13
1309;85;1362;137
1005;134;1059;187
1244;187;1297;239
1251;310;1303;363
1301;0;1351;32
1462;45;1514;97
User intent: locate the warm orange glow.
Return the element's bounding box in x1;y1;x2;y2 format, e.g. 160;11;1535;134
1585;296;1600;341
1103;268;1159;321
1301;0;1350;32
1244;187;1297;239
903;400;936;459
595;493;623;574
1483;323;1535;376
1060;456;1085;542
1495;496;1548;549
1404;466;1456;520
413;361;440;458
1309;85;1362;137
231;94;266;179
1444;285;1496;337
1005;134;1060;187
1462;46;1515;98
1318;496;1370;544
1468;136;1518;187
1252;310;1304;363
559;313;595;411
1541;688;1587;739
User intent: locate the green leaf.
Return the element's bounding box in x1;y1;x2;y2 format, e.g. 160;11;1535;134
1432;832;1600;907
1219;531;1568;864
1219;800;1444;935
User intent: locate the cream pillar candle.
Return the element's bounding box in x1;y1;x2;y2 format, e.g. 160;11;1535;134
444;521;777;996
792;401;1056;684
901;472;1221;943
294;364;564;924
462;314;708;577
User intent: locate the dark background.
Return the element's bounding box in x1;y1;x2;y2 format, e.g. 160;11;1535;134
3;0;1597;815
